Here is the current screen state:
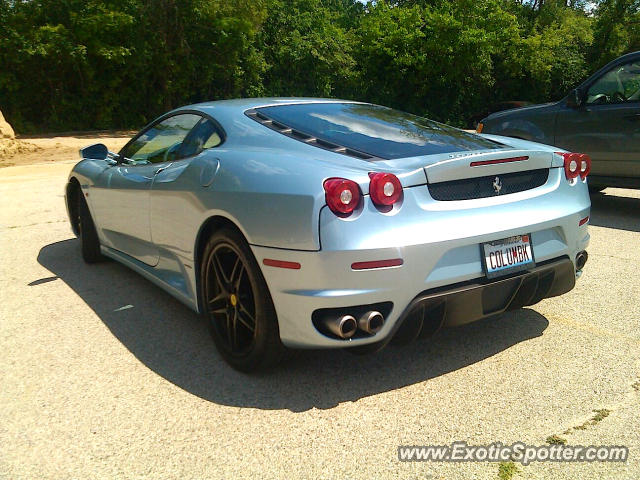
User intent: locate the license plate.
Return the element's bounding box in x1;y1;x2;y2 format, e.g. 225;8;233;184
482;234;534;279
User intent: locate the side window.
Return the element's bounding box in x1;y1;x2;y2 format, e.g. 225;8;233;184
122;114;202;164
587;60;640;105
175;117;223;159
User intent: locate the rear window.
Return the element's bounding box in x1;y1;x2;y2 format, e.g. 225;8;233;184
255;103;504;159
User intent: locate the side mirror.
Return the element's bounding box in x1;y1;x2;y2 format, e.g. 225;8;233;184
79;143;109;160
566;89;583;109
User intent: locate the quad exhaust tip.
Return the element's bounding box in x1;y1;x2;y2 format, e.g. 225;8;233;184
321;311;385;339
323;315;358;339
358;311;385;335
576;250;588;271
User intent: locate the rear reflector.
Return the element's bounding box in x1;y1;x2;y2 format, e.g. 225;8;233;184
351;258;403;270
263;259;301;270
470;156;529;167
579;216;589;226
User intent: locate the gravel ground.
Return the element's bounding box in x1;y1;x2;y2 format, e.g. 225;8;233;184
1;151;639;480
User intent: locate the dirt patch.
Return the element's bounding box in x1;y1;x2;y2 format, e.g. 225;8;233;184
0;110;43;167
0;139;42;167
0;132;132;168
0;109;16;139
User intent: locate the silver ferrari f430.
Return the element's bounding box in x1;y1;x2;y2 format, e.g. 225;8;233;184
65;98;591;371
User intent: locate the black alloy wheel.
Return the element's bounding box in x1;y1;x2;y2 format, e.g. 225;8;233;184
201;228;284;372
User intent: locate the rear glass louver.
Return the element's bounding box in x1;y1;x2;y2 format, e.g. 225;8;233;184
246;109;375;160
246;103;506;160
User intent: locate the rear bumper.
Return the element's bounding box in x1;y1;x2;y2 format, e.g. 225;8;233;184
252;167;590;349
391;256;575;338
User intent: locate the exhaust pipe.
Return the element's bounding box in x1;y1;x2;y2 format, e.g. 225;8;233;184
323;315;357;339
576;250;588;271
358;311;385;335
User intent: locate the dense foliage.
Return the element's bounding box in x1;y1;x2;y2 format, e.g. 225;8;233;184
0;0;638;132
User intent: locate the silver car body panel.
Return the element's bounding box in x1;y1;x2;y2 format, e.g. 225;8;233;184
67;98;590;348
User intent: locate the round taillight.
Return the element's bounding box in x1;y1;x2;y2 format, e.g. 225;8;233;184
578;153;591;179
558;152;591;181
559;152;580;180
369;172;402;206
323;178;361;215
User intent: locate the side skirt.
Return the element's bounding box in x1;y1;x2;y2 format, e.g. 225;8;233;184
100;245;199;313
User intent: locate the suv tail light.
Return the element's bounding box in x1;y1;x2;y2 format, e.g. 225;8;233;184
369;172;402;206
323;178;361;215
557;152;591;180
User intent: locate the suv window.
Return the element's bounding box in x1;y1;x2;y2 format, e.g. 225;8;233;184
587;60;640;105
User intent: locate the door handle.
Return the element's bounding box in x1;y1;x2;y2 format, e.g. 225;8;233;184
154;162;173;175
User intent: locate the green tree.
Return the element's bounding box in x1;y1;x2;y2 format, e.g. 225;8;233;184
258;0;359;97
494;1;594;103
1;0;639;132
591;0;640;67
355;0;522;125
0;0;267;131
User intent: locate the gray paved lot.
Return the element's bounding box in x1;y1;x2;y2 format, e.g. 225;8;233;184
1;160;639;480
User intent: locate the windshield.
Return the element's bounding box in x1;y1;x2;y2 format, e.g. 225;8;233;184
256;102;505;159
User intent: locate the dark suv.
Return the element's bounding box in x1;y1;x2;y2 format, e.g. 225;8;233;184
479;51;640;191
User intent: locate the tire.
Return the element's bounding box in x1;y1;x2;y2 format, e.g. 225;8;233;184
200;228;284;372
76;192;104;263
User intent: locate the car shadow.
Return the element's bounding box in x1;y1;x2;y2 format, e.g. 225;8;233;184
589;190;640;232
36;239;550;412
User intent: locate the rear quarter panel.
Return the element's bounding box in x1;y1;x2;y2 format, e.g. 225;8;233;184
150;143;377;259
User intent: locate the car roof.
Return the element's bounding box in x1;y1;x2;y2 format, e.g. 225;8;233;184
188;97;362;112
615;50;640;62
168;98;368;153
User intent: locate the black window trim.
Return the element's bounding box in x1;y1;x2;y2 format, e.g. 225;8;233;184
245;107;381;161
245;104;504;161
118;109;227;166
